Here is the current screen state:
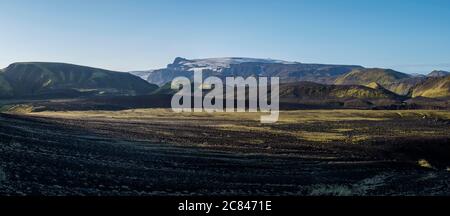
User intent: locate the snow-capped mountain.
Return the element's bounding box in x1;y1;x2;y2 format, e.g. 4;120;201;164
130;57;363;86
170;57;299;72
128;57;299;83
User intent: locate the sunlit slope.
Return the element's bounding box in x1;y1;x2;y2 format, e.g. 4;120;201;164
280;81;400;99
334;68;416;95
412;76;450;98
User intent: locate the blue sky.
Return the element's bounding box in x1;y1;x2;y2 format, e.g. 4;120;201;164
1;0;450;74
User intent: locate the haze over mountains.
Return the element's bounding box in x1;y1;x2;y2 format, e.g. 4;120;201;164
0;57;449;110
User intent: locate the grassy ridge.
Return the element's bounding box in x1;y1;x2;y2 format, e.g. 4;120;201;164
280;81;400;99
412;76;450;98
0;62;158;98
334;68;413;95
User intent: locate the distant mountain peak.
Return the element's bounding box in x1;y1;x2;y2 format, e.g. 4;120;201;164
428;70;450;77
130;57;362;86
167;57;300;72
172;57;191;65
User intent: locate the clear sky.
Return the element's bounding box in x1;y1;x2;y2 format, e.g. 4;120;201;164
1;0;450;74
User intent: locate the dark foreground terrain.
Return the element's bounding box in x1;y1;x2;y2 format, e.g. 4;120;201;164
0;110;450;195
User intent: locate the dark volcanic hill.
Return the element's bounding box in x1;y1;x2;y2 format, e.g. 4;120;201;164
135;57;363;86
0;62;158;98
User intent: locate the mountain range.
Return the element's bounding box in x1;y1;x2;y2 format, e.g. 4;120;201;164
131;57;363;86
428;70;450;77
131;57;449;98
0;58;449;110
